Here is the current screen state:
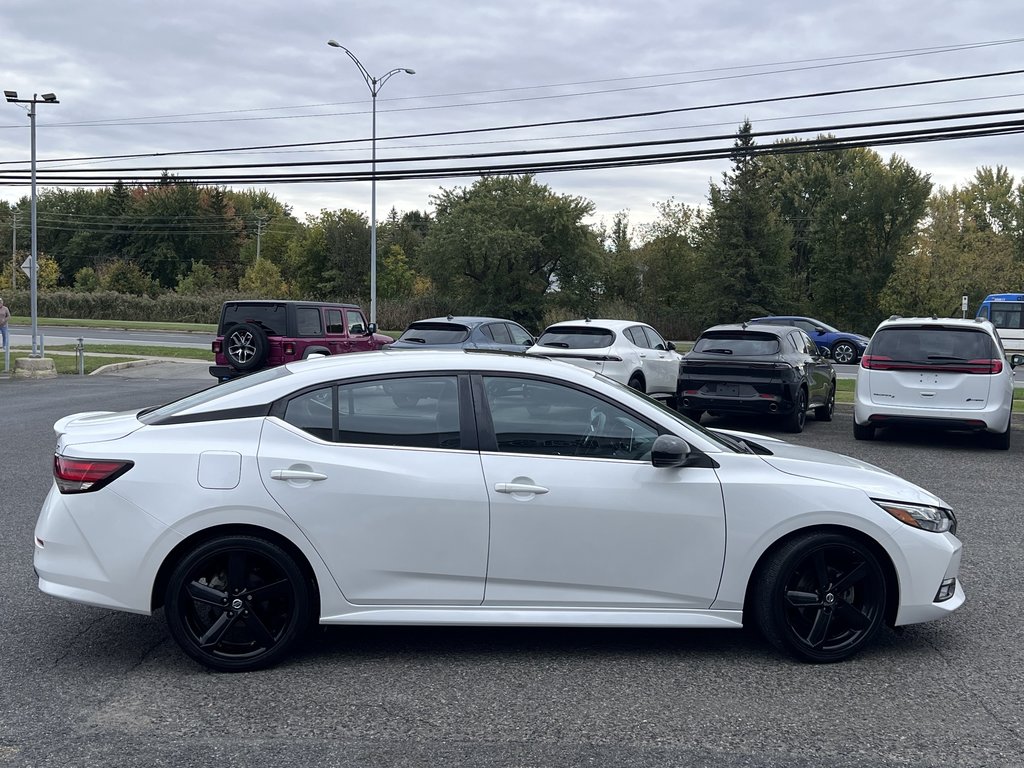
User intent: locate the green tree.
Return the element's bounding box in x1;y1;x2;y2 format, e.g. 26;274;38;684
102;259;152;295
239;256;289;297
176;259;217;295
419;175;599;327
695;122;793;325
285;209;371;300
73;266;101;292
377;244;417;299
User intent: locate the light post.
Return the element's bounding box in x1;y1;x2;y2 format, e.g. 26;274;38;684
5;90;59;357
327;40;414;326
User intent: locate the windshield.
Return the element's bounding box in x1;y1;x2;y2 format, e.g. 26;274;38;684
138;366;292;424
397;323;471;344
537;327;615;349
693;333;780;355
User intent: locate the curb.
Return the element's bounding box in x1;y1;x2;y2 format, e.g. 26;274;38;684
89;358;209;376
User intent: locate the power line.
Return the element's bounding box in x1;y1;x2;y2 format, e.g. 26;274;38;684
4;67;1023;170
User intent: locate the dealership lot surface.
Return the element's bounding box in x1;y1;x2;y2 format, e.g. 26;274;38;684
1;368;1021;767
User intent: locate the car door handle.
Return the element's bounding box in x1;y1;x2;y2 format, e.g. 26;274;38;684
494;482;549;495
270;469;328;481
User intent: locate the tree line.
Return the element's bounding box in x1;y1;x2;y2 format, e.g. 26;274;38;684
2;123;1023;337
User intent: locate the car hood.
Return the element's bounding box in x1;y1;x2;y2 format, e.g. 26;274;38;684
54;410;145;445
712;428;948;507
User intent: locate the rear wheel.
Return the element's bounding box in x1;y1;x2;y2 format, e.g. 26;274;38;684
853;422;875;441
987;422;1011;450
164;535;311;672
753;532;887;663
627;374;645;393
682;409;703;423
784;388;807;433
814;383;836;421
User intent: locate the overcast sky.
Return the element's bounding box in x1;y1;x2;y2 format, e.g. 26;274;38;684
2;0;1024;234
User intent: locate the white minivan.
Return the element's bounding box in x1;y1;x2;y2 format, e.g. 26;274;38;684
854;316;1023;449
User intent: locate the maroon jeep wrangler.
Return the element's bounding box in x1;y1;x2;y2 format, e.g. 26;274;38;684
210;300;393;380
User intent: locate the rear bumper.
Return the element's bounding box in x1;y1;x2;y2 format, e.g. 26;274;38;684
853;386;1012;433
210;365;243;381
677;391;799;415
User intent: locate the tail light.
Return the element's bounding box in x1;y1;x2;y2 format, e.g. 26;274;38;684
965;358;1003;374
862;355;1003;374
53;455;134;494
212;340;222;353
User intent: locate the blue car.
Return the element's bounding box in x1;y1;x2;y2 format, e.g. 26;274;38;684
390;315;535;353
748;316;869;364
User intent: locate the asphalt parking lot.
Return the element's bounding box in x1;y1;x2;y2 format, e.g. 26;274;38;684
1;365;1022;768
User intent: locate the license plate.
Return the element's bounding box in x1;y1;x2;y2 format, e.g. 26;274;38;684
714;383;739;397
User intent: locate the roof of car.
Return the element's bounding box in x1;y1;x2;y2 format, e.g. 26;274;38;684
224;299;361;309
876;316;997;330
542;319;650;331
409;316;522;327
701;323;792;337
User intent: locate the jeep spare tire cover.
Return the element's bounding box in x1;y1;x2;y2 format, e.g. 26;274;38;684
225;322;269;371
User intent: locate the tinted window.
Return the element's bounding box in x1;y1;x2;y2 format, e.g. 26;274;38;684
283;376;462;449
221;304;287;336
326;309;345;335
485;323;513;344
869;328;997;362
989;302;1024;330
296;307;323;336
537;327;615;349
398;323;471;344
693;333;781;355
140;366;292;425
625;326;649;347
642;326;668;350
506;323;534;346
482;376;659;461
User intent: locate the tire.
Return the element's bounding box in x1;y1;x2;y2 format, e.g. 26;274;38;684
682;409;703;423
225;322;268;372
752;532;888;663
853;422;875;441
987;422;1011;450
814;383;836;422
831;341;858;365
627;374;645;393
784;388;807;433
164;535;311;672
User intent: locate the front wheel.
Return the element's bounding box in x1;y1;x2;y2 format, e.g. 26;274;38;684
753;532;888;663
164;535;311;672
831;341;858;365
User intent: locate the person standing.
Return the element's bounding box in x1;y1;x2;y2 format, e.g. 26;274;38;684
0;297;10;350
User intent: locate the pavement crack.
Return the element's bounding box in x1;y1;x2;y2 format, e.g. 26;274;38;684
51;612;117;667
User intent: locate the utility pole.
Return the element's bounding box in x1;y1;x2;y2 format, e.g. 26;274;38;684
254;212;268;261
10;211;17;291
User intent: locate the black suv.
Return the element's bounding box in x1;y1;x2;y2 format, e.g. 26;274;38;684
210;300;394;380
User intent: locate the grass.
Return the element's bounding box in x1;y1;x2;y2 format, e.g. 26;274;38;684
36;343;212;360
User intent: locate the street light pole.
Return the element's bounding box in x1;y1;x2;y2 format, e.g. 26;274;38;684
327;41;415;326
5;90;59;356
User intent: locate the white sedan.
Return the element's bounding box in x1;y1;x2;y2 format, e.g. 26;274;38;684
34;350;963;671
526;318;682;400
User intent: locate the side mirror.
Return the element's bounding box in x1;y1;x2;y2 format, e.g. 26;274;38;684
1010;354;1024;368
367;322;377;335
651;434;691;468
814;327;827;335
667;341;677;351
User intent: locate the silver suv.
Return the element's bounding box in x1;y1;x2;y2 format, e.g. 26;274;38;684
854;316;1023;449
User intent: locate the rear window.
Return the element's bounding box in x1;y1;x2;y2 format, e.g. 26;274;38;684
398;322;471;344
868;327;997;362
537;327;615;349
221;304;287;336
693;332;781;355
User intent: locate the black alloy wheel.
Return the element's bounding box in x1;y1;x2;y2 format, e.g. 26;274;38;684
814;383;836;421
753;532;888;663
831;341;858;365
225;322;269;371
784;388;807;433
165;535;311;672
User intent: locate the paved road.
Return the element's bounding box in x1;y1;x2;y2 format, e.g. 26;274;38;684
1;368;1022;767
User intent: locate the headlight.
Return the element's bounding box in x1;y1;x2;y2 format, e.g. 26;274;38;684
874;499;957;534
